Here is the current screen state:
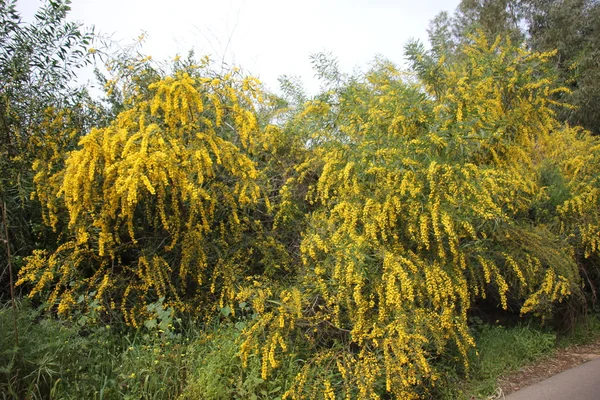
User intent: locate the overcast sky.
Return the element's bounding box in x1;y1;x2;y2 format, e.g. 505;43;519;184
17;0;460;94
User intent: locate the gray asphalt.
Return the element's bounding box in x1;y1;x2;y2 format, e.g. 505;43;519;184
505;357;600;400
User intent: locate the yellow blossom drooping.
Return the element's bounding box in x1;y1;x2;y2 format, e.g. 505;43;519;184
18;34;600;400
19;60;269;326
239;34;585;399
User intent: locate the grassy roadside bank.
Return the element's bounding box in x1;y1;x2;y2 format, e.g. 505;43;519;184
2;300;600;399
449;316;600;399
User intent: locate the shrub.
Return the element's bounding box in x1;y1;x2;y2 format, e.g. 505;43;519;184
238;36;594;399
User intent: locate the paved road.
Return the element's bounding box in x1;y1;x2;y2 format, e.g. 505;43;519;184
505;357;600;400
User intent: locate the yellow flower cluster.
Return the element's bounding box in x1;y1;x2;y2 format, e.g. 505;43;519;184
240;35;589;399
19;62;269;325
20;35;600;399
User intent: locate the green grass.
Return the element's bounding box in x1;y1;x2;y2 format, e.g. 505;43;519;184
442;314;600;400
0;301;301;399
464;323;556;398
2;300;600;400
556;314;600;347
431;321;556;400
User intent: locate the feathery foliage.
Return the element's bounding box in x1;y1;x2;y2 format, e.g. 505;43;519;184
6;1;600;399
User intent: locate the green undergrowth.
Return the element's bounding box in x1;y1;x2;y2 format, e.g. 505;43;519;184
0;301;300;400
444;315;600;400
2;301;600;399
556;314;600;347
462;322;556;398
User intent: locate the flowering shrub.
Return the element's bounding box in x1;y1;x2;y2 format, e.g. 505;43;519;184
239;36;592;399
17;34;600;399
19;61;269;326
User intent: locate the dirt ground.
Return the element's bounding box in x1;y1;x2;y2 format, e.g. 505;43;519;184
488;339;600;398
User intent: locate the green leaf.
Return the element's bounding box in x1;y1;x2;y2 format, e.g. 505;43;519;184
220;306;231;317
144;319;157;330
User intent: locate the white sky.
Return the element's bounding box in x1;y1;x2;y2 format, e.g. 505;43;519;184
17;0;460;94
